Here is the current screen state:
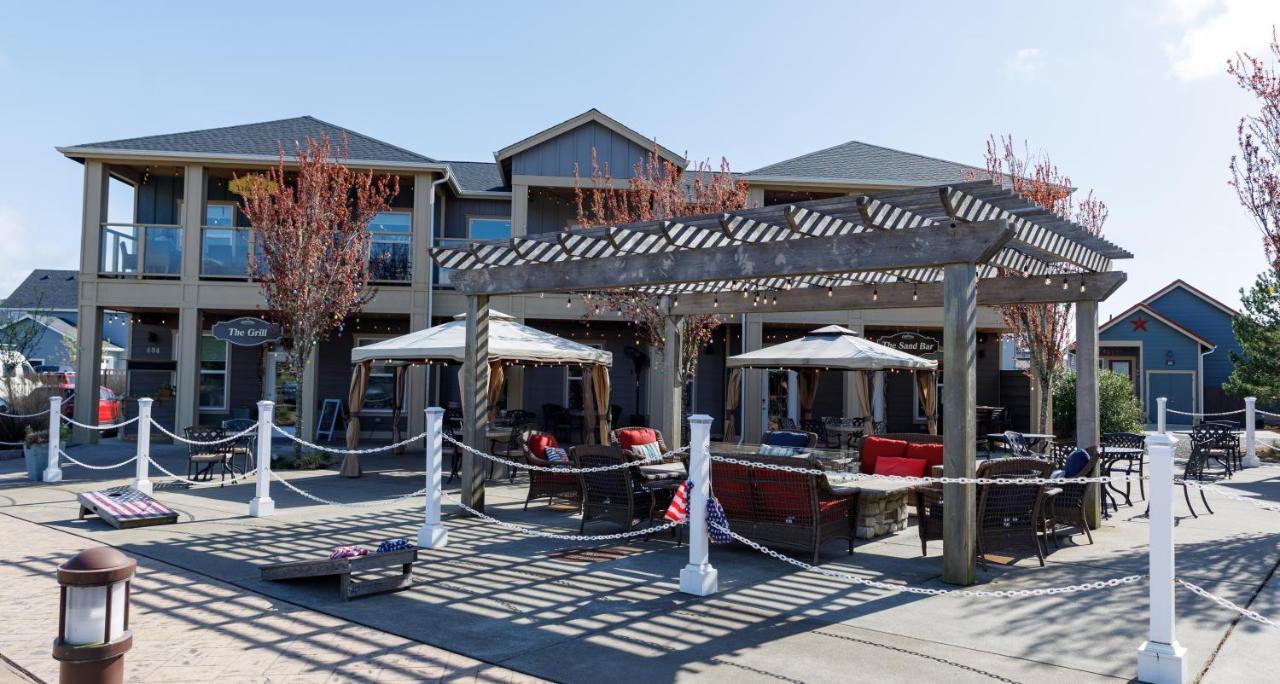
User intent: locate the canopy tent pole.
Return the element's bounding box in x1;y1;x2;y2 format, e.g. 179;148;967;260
462;295;490;512
1076;300;1102;529
942;262;978;586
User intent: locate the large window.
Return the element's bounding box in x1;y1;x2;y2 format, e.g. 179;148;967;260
355;337;400;413
368;211;412;281
205;203;235;226
468;217;511;241
199;335;229;411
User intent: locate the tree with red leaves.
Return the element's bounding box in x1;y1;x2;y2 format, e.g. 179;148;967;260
573;145;749;388
236;136;399;445
1230;28;1280;266
974;135;1108;433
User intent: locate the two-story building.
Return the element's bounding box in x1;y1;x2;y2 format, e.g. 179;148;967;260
57;109;1018;442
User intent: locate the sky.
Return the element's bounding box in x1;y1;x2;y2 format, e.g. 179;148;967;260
0;0;1276;322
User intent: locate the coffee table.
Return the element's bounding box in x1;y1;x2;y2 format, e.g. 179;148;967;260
827;476;921;539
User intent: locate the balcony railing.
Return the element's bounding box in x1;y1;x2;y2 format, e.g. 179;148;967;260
201;226;256;277
100;223;182;277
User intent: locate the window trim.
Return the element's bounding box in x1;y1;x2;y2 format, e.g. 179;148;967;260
198;334;230;412
367;210;413;283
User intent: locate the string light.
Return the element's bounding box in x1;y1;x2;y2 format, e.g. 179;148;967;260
539;291;545;299
673;296;679;308
566;296;572;308
713;297;719;308
1080;278;1087;293
827;285;833;297
1062;277;1069;290
912;285;918;302
872;286;878;302
1044;276;1052;286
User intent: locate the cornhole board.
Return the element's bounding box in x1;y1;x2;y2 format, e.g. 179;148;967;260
260;548;417;600
77;486;178;529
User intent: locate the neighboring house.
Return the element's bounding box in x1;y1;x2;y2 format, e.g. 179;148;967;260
1098;280;1243;423
2;314;125;370
57;109;1019;437
1;269;130;351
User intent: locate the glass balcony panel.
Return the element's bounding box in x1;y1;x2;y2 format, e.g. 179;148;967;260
369;235;411;282
100;224;140;274
201;227;253;277
143;227;182;275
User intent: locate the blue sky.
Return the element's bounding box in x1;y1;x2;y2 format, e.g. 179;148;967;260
0;0;1275;320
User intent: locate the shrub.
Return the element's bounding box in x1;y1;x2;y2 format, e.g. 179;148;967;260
1052;368;1144;435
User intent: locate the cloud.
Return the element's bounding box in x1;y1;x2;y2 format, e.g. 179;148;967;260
0;206;78;299
1166;0;1277;80
1006;48;1042;77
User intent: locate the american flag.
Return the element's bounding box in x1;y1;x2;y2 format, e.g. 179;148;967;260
707;496;732;544
81;487;175;521
664;480;691;522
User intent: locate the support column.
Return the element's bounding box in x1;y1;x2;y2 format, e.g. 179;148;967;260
175;308;200;431
72;305;104;444
742;316;764;442
841;319;865;422
872;371;886;431
1244;397;1259;468
300;345;319;444
180;165;205;282
407;311;428;439
511;184;529;236
408;174;434;439
941;263;977;585
1136;432;1187;683
1076;300;1101;529
462;295;491;511
662;315;685;447
78;160;107;277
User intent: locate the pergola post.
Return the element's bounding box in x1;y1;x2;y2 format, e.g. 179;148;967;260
941;262;977;585
741;316;764;442
663;314;685;447
462;295;491;512
1076;300;1101;528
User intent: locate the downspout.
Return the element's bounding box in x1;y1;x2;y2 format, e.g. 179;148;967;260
424;169;452;397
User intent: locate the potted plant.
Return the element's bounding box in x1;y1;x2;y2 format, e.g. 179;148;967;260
23;423;68;481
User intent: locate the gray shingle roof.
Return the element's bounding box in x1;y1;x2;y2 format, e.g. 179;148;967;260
1;270;79;310
65;116;438;166
446;161;509;193
742;139;985;186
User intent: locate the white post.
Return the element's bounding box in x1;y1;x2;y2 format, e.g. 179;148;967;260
1243;397;1259;468
1137;432;1187;684
872;371;886;432
42;395;63;483
132;398;154;494
249;400;275;517
418;407;448;549
1157;397;1167;434
680;414;718;596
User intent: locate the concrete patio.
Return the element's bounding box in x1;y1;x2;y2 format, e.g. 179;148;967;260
1;438;1277;683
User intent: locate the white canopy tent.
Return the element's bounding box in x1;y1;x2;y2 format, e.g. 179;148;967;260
342;311;613;476
725;325;939;438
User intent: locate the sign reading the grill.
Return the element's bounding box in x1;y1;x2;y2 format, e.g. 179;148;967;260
876;332;939;356
212;317;281;347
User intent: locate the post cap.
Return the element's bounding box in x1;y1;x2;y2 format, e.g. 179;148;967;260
426;407;445;416
257;399;275;409
58;547;136;586
1146;432;1175;448
689;414;713;424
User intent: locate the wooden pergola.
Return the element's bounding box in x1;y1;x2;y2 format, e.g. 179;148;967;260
431;179;1131;585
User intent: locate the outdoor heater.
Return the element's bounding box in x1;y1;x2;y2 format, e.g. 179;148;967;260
52;547;136;684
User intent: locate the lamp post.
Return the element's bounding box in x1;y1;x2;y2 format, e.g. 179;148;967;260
53;547;136;684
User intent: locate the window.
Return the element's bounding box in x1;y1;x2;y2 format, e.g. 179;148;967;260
368;211;412;281
468;217;511;241
205;204;235;226
564;343;605;410
355;337;401;412
199;335;228;411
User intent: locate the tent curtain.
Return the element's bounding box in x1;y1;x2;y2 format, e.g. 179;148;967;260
724;367;743;442
797;368;820;420
487;361;506;422
341;361;372;477
917;370;938;435
583;365;597;444
391;365;407;454
591;364;610;444
852;370;873;421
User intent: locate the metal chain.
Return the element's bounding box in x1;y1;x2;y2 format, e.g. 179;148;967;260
271;424;427;454
444;491;685;540
1176;480;1280;512
58;448;138;471
1258;409;1280;418
1177;578;1280;630
60;415;140;431
1166;408;1246;417
710;454;1132;485
711;520;1142;597
150;419;259;445
146;454;255;486
0;439;25;446
443;433;685;473
268;469;426;507
0;408;50;419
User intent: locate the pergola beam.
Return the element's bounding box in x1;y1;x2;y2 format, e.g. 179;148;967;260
669;271;1127;315
449;220;1015;295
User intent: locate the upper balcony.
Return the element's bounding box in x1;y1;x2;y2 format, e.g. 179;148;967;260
99;223;182;277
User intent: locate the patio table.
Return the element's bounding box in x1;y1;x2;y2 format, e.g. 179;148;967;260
1101;446;1145;509
826;424;864;453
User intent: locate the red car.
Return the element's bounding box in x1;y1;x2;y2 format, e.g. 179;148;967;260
61;386;124;424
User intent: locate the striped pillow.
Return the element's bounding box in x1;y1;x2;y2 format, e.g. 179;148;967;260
544;446;569;464
632;441;665;463
758;444;804;457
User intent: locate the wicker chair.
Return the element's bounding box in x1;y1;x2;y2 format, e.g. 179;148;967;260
572;445;665;534
1047;441;1077;470
1047;449;1100;546
522;428;580;510
975;456;1054;566
914;483;944;556
1102;432;1147;502
184;426;234;482
609;427;670;454
710;453;857;564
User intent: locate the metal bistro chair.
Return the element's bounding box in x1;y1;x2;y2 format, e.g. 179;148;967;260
1101;432;1147;504
1189;423;1236;479
542;404;574;442
1001;431;1035;457
221;418;257;473
183;426;235;483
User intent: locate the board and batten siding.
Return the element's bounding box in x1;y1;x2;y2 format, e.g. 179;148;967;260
442;197;512;240
510;121;652;178
136;176;183;224
1145;287;1241;387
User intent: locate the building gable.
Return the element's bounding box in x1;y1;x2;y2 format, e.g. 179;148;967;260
1100;305;1206;373
496;109;685;182
1144;282;1242;386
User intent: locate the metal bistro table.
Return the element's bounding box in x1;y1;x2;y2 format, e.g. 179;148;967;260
987;432;1055;454
1101;446;1145;510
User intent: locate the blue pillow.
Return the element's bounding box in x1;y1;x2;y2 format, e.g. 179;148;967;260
766;431;811;448
544;446;569;464
1063;448;1091;478
758;444;804;457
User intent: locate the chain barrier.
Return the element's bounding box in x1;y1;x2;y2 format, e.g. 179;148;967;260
271;424;427;454
443;433;689;473
0;408;50;419
1166;408;1246;417
268;469;426;507
60;414;140;431
145;454;255;487
1176;479;1280;512
149;419;258;445
0;439;25;446
709;454;1135;485
711;520;1142;597
58;448;137;471
444;491;686;540
1177;578;1280;631
1258;409;1280;419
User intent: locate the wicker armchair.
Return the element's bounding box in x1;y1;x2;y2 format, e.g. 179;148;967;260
572;445;665;534
609;427;670;454
184;426;234;482
710;453;857;564
1047;449;1100;546
522;428;580;510
976;456;1054;566
915;453;1046;558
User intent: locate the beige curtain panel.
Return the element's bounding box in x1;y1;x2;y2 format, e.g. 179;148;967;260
583;365;597;445
853;370;873;421
724;367;743;442
798;368;820;420
341;360;372;477
487;361;506;423
591;364;611;445
916;370;938;435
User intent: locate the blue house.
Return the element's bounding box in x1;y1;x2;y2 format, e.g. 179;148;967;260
1098;280;1243;423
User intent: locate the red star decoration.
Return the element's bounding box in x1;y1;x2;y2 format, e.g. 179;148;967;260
1131;315;1149;332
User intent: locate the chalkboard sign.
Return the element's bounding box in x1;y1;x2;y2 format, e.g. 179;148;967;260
316;398;344;442
212;317;282;347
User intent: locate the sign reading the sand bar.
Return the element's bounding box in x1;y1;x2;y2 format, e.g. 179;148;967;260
212;317;281;347
876;332;939;356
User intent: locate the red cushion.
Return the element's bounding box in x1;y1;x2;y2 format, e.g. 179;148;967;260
906;442;945;471
618;428;659;451
527;433;559;459
860;437;908;474
874;456;927;478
